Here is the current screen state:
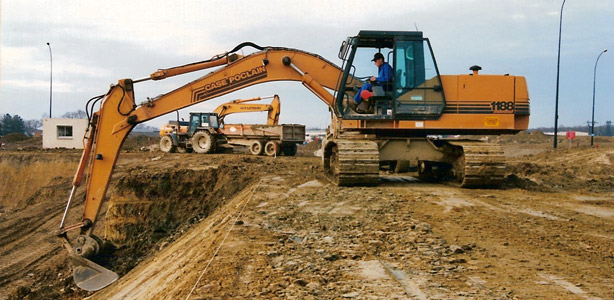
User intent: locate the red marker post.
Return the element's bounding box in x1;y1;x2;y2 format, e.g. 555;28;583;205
566;131;576;148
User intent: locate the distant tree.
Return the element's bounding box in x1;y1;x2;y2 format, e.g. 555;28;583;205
0;114;26;135
61;110;88;119
24;119;43;136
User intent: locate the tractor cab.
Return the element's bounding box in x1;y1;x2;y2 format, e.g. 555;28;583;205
188;112;220;135
336;31;445;120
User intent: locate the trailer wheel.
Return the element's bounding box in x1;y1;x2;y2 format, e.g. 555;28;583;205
281;143;297;156
192;131;215;154
249;140;264;155
159;136;176;153
264;141;280;156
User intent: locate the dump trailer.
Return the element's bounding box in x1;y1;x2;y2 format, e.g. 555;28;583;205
221;123;305;156
160;111;304;156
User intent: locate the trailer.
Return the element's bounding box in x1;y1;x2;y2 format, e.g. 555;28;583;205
159;112;305;156
221;123;305;156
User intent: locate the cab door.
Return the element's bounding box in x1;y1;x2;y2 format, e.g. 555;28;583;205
392;39;445;120
188;114;200;135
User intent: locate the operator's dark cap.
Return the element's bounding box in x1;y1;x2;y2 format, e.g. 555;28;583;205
371;52;384;61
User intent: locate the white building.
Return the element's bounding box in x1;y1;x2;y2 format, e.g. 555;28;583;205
42;118;88;149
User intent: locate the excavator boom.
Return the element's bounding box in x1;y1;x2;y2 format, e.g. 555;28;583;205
59;45;344;290
59;45;349;290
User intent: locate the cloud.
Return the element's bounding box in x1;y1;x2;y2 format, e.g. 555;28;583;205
1;0;613;128
1;79;71;93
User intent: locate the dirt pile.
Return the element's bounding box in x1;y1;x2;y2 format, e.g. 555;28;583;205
1;137;613;299
0;135;42;151
505;146;614;193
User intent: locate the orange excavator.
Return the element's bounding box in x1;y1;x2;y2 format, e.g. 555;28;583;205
58;31;529;290
214;95;281;125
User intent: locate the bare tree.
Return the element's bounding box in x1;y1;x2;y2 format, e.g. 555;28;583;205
61;110;88;119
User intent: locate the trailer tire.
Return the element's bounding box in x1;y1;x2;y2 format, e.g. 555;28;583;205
192;131;215;154
264;141;280;156
249;140;264;155
281;143;297;156
160;136;176;153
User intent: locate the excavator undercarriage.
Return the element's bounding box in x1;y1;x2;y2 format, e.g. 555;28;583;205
323;136;505;188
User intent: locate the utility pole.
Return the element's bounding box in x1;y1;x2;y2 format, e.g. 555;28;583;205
46;42;53;118
553;0;567;149
591;49;607;147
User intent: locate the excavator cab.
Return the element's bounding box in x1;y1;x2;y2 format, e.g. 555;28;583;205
336;31;445;120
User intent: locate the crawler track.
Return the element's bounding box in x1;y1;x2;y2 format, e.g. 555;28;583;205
449;140;505;188
329;140;380;186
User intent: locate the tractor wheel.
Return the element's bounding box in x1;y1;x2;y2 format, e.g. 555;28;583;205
249;140;264;155
159;136;176;153
264;141;280;157
192;131;215;154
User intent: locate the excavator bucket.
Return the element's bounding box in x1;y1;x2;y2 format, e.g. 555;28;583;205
70;254;118;291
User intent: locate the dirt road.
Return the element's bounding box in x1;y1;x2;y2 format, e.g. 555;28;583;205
1;135;613;299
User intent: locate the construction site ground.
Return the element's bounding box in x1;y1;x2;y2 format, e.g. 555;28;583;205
1;132;613;299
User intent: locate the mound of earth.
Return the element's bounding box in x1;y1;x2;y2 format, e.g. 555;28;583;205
1;134;613;299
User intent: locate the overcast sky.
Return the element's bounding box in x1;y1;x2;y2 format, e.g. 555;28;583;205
1;0;613;130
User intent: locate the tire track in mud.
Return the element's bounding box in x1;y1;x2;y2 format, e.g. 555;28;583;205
91;177;279;299
405;183;613;299
0;183;84;297
92;166;517;299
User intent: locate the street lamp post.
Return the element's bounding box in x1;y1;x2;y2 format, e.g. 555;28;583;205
591;49;607;147
553;0;566;149
46;42;52;118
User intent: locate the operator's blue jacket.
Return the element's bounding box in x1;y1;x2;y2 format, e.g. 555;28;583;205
354;62;393;105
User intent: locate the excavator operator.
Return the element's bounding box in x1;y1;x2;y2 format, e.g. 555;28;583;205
353;52;394;113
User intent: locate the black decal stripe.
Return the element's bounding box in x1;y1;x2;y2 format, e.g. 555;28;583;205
192;72;267;101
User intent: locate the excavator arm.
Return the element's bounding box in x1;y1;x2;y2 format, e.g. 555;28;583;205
213;95;281;125
59;45;354;291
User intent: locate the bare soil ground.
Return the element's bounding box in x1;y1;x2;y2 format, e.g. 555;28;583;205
1;133;613;299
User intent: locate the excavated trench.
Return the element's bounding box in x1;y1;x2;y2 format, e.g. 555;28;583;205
1;152;269;299
102;159;260;276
